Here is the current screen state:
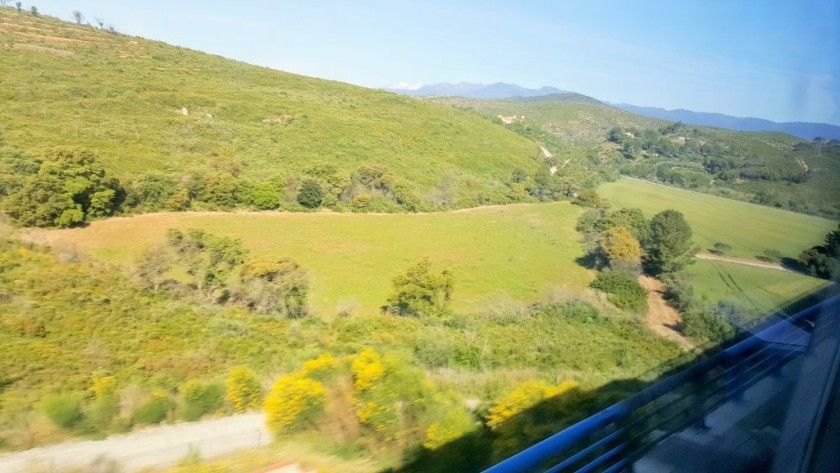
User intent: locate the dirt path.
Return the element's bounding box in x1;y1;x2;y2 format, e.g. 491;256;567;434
0;412;269;472
695;252;791;272
639;276;694;350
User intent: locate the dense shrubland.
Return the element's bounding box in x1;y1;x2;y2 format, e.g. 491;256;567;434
0;145;588;228
0;222;682;464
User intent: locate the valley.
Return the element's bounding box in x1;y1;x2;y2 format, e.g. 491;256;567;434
0;5;837;472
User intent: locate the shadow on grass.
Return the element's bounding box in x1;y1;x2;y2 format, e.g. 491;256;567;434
574;253;599;270
387;284;840;473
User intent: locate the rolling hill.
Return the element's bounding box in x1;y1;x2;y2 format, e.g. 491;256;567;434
428;94;840;218
0;9;542;212
614;104;840;141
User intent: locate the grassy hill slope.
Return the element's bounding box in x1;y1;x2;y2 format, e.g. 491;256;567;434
598;178;835;259
0;9;539;208
431;95;840;218
27;203;592;315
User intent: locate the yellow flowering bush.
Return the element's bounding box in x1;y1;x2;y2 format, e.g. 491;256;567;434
264;373;326;435
351;348;385;391
486;380;579;430
225;365;263;413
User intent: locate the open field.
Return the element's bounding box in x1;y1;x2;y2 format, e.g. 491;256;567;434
598;178;836;259
26;203;591;315
684;259;829;316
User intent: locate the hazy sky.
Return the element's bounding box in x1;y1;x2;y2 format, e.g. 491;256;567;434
35;0;840;125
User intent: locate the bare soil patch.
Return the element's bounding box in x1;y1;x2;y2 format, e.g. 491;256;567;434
639;275;694;350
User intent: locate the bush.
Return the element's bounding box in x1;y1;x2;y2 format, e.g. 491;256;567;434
385;258;454;317
133;391;175;425
42;393;83;429
264;373;326;434
589;270;647;312
225;366;264;413
179;380;225;421
710;242;731;255
682;307;734;343
297;179;323;208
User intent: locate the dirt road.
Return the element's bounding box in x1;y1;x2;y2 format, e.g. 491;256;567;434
0;412;269;472
639;276;694;350
695;252;791;271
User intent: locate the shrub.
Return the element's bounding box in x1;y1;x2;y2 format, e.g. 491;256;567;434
297;179;323;208
589;270;647;312
264;373;326;434
42;393;83;429
710;242;731;255
486;380;578;430
179;380;225;421
133;390;175;425
682;308;734;343
385;258;454;317
225;366;263;413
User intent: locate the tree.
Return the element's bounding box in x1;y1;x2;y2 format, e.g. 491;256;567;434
166;228;247;301
799;224;840;280
600;226;641;269
385;258;454;316
2;149;124;227
15;2;21;12
643;209;695;274
72;10;83;24
29;5;37;15
226;366;263;413
297;179;323;208
238;257;309;317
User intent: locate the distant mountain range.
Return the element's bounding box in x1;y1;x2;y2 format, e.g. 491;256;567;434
386;82;840;141
613;104;840;141
384;82;567;99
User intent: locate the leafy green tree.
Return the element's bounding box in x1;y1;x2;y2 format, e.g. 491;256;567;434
799;224;840;280
385;258;454;316
238;257;309;317
297;179;323;208
166;228;247;301
3;149;124;227
643;210;695;275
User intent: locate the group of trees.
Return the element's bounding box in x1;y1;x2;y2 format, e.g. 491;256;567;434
798;224;840;280
576;194;697;318
137;228;310;317
1;149;124;227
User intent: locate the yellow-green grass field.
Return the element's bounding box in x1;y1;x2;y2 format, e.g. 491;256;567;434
684;260;829;315
599;178;836;259
28;203;592;315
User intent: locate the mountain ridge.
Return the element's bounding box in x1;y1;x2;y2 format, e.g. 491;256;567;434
385;82;567;99
614;103;840;141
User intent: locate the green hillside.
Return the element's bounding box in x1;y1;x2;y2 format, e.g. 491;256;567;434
598;178;836;259
0;9;542;213
26;203;592;315
430;95;840;218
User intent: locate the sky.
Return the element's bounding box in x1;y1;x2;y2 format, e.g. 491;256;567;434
33;0;840;125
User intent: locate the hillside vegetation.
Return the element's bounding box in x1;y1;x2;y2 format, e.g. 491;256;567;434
431;95;840;218
0;9;549;215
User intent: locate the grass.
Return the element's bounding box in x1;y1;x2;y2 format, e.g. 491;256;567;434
27;203;592;315
0;9;538;199
598;177;836;259
685;259;829;315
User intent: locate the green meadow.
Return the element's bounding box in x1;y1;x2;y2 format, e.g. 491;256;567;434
31;203;592;315
598;178;836;259
684;260;829;315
